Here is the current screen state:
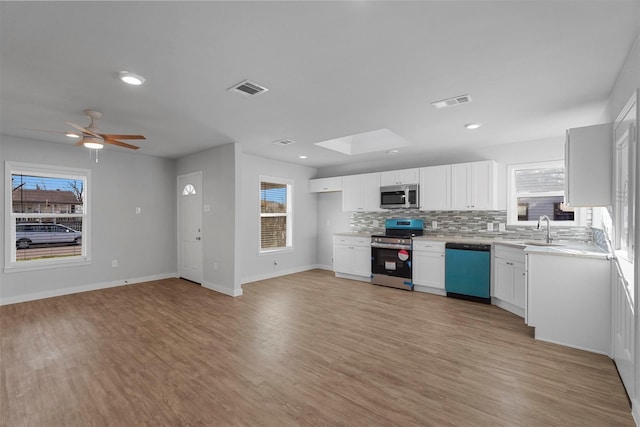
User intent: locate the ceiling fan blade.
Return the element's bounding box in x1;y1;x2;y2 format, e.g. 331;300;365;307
67;121;101;138
105;139;140;150
102;134;146;140
24;128;77;136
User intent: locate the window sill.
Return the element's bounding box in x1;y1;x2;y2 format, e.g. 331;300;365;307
259;247;294;256
4;257;91;273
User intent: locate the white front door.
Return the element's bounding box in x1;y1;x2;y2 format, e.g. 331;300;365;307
177;172;203;284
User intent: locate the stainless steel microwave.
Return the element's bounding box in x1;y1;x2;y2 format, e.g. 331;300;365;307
380;184;419;209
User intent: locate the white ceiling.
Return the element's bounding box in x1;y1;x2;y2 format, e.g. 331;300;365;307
1;1;638;169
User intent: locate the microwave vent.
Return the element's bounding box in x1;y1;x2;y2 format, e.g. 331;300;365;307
228;80;269;97
431;94;472;109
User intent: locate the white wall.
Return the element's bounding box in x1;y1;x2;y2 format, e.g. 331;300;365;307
605;33;640;424
240;153;318;283
316;191;351;269
0;135;177;304
176;143;242;296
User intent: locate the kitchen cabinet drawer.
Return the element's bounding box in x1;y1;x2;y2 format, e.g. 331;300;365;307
412;240;445;253
494;245;525;263
333;236;370;247
309;176;342;193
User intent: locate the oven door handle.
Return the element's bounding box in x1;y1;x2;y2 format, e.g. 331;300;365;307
371;243;412;250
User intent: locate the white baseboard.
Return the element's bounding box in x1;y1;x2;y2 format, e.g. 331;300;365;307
334;272;371;283
315;264;333;271
533;336;610;357
414;285;446;296
241;264;324;285
202;280;243;297
0;272;177;306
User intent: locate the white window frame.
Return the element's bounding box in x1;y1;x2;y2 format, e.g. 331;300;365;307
258;175;293;254
5;161;91;272
613;91;636;263
507;160;585;226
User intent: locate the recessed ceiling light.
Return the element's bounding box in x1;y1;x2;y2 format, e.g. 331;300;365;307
465;123;482;130
119;71;145;86
298;155;308;159
387;149;400;155
65;132;80;138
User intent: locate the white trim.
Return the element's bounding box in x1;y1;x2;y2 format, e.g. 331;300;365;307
5;161;91;271
201;280;243;297
258;175;294;253
0;272;177;306
241;264;323;285
632;397;639;427
506;160;586;226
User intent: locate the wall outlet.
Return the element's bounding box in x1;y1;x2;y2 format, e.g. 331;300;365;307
431;221;437;229
499;223;506;232
273;260;278;266
112;259;118;268
135;207;141;215
373;220;379;227
487;223;494;231
213;262;218;270
203;204;211;212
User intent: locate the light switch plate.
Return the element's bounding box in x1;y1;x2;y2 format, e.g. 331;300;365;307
499;223;506;232
203;204;210;212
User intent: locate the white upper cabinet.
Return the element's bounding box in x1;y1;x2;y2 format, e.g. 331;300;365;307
309;176;343;193
451;160;497;210
419;165;451;210
564;123;613;207
380;168;420;186
342;172;381;212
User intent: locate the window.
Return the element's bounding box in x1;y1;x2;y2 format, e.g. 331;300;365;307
507;161;584;226
5;162;90;271
259;176;293;252
613;92;636;263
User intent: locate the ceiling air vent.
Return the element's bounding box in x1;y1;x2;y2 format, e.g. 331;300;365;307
272;139;295;146
431;94;472;109
228;79;269;97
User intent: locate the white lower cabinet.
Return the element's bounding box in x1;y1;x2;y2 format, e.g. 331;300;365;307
412;240;445;295
492;245;526;318
333;235;371;282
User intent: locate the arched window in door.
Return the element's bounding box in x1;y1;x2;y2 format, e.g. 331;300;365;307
182;184;196;196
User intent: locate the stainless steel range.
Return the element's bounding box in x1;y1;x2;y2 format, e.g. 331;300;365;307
371;218;424;291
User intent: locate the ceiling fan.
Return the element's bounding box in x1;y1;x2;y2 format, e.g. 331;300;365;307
65;110;145;150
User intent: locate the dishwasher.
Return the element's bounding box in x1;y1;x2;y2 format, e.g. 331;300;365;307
445;242;491;303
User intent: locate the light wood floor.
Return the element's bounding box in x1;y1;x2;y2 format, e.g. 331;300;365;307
1;269;634;426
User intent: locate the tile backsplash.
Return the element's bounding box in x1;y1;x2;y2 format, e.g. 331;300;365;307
350;210;594;243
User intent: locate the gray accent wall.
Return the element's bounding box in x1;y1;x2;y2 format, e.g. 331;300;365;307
0;135;177;303
239;153;319;284
176;143;242;296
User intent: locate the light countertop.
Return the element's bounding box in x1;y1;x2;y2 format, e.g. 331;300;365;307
335;232;611;259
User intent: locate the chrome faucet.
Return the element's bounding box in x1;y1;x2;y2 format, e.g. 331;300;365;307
537;215;552;243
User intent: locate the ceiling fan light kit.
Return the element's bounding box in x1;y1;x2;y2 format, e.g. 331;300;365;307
119;71;145;86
